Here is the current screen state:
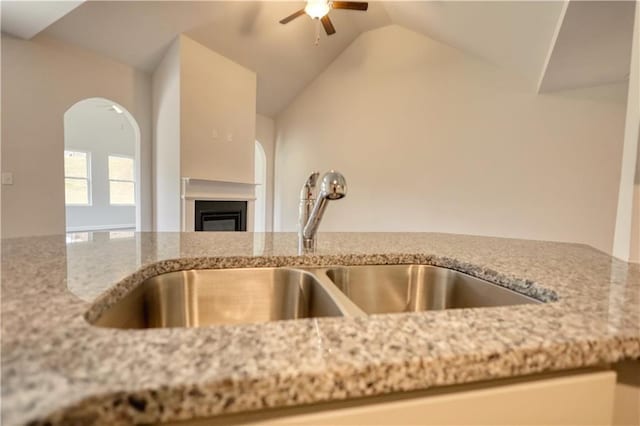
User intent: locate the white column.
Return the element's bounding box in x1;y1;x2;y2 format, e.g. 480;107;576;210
612;2;640;261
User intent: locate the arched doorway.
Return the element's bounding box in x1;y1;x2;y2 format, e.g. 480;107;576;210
254;140;267;233
63;98;141;232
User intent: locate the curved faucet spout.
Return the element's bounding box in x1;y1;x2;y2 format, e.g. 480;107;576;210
298;171;320;236
299;170;347;251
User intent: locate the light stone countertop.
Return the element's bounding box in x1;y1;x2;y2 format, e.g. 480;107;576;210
1;232;639;425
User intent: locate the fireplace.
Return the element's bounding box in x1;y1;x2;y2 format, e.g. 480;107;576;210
181;178;256;232
194;200;247;232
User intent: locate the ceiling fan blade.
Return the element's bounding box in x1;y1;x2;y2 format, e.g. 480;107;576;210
279;9;306;24
331;1;368;11
321;15;336;35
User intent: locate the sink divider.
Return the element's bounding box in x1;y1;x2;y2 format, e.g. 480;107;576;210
288;266;368;318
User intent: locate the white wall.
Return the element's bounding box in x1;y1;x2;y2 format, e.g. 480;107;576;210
256;113;275;231
180;35;256;184
629;119;640;263
64;99;136;230
1;34;152;238
152;38;181;232
631;167;640;263
254;140;267;232
275;25;627;254
613;3;640;263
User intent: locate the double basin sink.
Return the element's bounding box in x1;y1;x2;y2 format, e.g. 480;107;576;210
93;265;540;329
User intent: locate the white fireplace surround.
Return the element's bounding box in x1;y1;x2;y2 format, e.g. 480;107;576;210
181;178;257;232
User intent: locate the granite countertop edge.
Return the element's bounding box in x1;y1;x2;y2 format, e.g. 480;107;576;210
2;232;639;425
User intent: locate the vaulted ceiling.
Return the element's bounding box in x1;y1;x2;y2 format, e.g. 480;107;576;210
539;0;636;91
2;1;635;117
29;0;393;117
0;0;85;39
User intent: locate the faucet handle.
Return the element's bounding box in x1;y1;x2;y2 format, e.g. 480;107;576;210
306;171;320;187
300;171;320;200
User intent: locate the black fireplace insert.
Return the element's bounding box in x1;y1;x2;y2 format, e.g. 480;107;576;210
194;200;247;232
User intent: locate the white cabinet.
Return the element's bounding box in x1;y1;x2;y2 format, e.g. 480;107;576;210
255;370;616;426
177;368;629;426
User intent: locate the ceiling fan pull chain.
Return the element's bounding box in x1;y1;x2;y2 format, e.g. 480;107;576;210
315;19;321;46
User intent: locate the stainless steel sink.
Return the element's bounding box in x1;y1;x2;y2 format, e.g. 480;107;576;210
324;265;540;314
92;268;356;329
91;265;540;329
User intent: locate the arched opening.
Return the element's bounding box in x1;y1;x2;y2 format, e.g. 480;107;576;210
63;98;141;232
254;140;267;233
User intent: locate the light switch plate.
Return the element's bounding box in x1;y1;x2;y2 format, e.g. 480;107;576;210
1;172;13;185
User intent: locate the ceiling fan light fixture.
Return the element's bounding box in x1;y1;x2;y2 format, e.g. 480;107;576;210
305;0;331;19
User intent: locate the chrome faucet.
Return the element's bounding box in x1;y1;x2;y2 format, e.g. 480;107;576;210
299;170;347;251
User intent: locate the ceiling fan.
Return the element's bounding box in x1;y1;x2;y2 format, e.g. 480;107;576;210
279;0;369;36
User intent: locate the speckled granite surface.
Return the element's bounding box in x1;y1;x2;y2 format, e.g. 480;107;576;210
2;232;639;425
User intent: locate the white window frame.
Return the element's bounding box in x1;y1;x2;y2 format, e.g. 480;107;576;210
108;154;136;206
64;150;92;206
